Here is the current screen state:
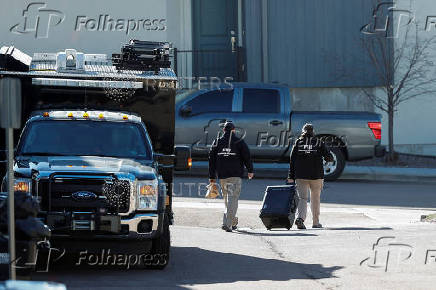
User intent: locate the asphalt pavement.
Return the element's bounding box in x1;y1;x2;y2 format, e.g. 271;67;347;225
172;177;436;208
32;177;436;289
176;161;436;183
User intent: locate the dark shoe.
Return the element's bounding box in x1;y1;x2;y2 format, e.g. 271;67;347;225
295;218;306;230
312;223;323;229
221;225;232;232
232;225;237;230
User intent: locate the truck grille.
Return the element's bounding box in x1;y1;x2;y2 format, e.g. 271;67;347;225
37;177;131;213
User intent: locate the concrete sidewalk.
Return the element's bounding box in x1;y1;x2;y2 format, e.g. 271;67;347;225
176;161;436;183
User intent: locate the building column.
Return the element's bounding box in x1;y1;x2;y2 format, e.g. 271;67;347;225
261;0;269;83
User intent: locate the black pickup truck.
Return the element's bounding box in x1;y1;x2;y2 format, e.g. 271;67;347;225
0;43;189;269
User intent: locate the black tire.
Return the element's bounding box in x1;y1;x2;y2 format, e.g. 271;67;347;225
324;147;346;181
149;214;170;270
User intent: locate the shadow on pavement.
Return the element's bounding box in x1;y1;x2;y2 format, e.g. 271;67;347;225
33;247;342;289
170;247;342;284
326;227;393;231
235;229;317;237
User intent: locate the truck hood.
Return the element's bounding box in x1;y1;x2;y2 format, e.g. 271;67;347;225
14;156;157;180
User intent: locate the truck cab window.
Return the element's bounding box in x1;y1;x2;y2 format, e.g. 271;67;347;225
243;88;280;113
19;120;152;160
186;89;234;115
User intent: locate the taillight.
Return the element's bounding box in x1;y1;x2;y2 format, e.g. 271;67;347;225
368;122;381;140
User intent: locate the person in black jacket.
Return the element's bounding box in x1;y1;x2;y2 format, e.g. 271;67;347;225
287;123;333;229
209;121;254;232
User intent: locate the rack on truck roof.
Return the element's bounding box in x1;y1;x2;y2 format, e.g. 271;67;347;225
112;40;171;73
0;41;176;84
0;46;31;72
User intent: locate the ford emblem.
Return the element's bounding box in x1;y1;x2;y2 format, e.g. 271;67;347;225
71;191;97;201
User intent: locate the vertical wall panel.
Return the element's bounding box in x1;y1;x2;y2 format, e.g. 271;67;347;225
263;0;383;88
244;0;262;82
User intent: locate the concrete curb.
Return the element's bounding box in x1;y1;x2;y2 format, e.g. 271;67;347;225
340;166;436;183
175;161;436;183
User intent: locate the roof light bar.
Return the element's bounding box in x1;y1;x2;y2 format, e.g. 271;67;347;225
36;111;142;122
32;78;143;89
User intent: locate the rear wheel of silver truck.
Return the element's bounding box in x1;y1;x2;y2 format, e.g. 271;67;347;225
324;147;346;181
148;214;170;270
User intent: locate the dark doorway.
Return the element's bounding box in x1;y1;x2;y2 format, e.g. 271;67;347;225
192;0;239;80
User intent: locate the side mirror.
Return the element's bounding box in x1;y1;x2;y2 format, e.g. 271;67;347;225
154;154;175;167
174;146;191;171
179;105;192;117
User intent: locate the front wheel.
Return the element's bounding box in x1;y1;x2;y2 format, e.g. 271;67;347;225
148;214;170;270
324;148;346;181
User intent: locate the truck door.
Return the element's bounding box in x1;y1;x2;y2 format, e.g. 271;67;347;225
176;89;237;158
232;88;287;160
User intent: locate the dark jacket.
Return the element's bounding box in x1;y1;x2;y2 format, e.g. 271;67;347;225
209;131;254;179
288;136;333;180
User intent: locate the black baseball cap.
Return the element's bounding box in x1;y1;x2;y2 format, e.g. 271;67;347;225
223;121;235;132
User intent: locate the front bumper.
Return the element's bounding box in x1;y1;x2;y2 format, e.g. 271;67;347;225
47;212;163;241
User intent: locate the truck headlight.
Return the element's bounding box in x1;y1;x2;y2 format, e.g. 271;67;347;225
14;178;32;193
137;180;158;210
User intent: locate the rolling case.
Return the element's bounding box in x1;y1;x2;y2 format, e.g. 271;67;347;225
259;184;299;230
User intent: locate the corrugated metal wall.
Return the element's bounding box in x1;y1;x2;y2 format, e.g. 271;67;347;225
244;0;263;82
245;0;383;88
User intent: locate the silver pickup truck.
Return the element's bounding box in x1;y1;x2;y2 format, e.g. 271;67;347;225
175;83;385;180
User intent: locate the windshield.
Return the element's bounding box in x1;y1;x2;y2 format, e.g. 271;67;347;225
18;120;152;159
176;89;197;103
